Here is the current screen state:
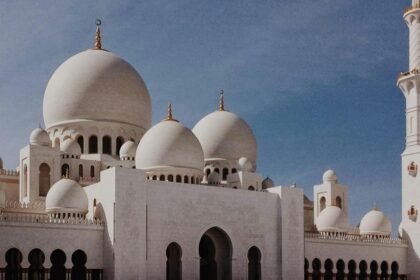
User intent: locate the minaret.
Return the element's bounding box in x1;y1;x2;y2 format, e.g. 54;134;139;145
397;1;420;276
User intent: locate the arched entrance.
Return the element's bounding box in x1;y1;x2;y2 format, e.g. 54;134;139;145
199;227;232;280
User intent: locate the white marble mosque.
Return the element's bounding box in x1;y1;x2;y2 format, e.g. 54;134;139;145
3;2;420;279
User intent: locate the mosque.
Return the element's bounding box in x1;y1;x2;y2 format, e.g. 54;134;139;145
4;1;420;279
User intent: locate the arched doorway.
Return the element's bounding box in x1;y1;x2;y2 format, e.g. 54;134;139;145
5;248;22;280
71;250;87;280
50;249;66;280
248;246;261;280
28;248;45;280
102;136;111;155
166;242;182;280
199;227;232;280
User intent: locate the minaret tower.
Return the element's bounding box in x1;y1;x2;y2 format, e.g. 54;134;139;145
398;1;420;276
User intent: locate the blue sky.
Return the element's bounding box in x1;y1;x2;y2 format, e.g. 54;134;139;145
0;1;409;231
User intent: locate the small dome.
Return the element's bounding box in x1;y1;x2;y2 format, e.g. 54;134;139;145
136;120;204;171
207;171;221;185
323;169;338;183
120;141;137;159
359;209;392;236
238;157;254;172
60;138;81;155
43;49;151;131
193;110;257;167
30;127;51;146
262;177;274;189
46;179;88;214
316;206;349;232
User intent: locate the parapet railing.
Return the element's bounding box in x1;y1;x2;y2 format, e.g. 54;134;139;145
0;213;103;227
404;4;420;14
0;268;103;280
78;176;100;185
0;169;19;176
304;232;407;245
4;200;45;210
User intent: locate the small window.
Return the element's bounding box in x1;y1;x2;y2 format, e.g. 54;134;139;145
90;166;95;177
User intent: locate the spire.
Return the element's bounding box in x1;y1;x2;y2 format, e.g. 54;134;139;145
373;202;378;211
219;90;225;111
164;103;178;122
167;103;173;120
95;19;102;50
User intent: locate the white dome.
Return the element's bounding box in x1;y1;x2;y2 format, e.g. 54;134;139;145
238;157;254;172
316;206;349;232
60;138;81;155
120;140;137;159
43;49;152;130
359;209;392;236
323;169;338;183
192;110;257;167
30;127;51;146
45;179;88;213
136;120;205;171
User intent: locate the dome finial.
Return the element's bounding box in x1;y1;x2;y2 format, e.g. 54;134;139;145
167;103;173;120
95;19;102;50
219;90;225;111
373;202;379;211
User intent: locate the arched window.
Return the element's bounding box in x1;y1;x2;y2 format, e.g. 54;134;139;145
191;176;194;184
50;249;66;280
391;261;399;280
320;196;326;212
380;261;389;279
23;164;28;198
336;196;342;209
160;175;165;181
176;175;182;183
336;259;345;280
168;175;174;182
79;164;83;178
311;258;321;280
205;168;211;177
247;246;261;280
231;168;237;174
116;137;124;156
324;259;333;280
71;250;87;280
214;168;220;174
5;248;23;280
348;260;357;280
54;138;60;149
77;136;84;154
152;175;157;180
370;261;379;280
39;163;51;197
184;176;189;184
102;136;112;155
61;164;70;177
166;242;182;280
89;135;98;154
90;166;95;178
248;186;255;191
28;248;45;279
359;260;368;280
222;168;229;180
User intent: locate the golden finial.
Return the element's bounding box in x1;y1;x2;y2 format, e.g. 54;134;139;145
167;103;173;120
373;202;378;211
95;19;102;50
219;90;225;111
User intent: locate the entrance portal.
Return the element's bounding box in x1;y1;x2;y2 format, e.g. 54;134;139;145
199;227;232;280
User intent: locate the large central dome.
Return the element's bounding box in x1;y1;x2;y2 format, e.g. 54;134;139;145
43;49;152;130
